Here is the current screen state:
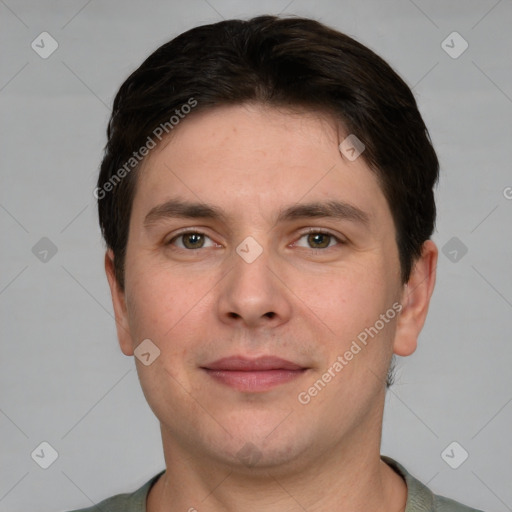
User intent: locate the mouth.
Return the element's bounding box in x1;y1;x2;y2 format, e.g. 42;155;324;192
201;356;309;392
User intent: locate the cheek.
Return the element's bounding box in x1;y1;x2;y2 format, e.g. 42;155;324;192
124;259;213;348
124;262;174;343
295;261;392;337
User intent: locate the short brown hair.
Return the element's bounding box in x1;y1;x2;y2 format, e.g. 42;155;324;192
97;15;439;292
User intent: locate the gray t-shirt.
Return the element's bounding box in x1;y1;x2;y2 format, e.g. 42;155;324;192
66;456;484;511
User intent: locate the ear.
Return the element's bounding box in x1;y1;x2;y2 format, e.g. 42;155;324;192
104;249;134;356
393;240;438;357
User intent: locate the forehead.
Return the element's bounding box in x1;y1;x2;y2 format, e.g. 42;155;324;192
131;103;390;228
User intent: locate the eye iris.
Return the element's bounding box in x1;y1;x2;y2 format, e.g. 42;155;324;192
183;233;204;249
308;233;330;248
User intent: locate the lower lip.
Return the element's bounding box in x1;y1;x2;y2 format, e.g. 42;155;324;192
203;369;307;392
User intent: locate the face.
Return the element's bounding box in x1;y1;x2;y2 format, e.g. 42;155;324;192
106;103;436;473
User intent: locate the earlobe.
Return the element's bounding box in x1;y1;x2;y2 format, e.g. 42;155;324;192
393;240;438;357
104;249;134;356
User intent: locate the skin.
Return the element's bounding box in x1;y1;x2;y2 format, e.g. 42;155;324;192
105;103;437;512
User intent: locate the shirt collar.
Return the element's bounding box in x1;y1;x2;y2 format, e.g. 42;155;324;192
381;455;435;512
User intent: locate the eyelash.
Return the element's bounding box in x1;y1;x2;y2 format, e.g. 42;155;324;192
165;228;345;251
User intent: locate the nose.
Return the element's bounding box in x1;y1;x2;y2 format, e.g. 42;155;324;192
216;241;293;330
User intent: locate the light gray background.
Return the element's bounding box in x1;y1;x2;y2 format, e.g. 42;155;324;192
1;1;511;511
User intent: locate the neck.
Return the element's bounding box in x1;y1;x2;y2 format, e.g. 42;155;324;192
147;412;407;512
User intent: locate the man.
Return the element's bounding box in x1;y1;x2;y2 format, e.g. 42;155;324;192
72;15;484;512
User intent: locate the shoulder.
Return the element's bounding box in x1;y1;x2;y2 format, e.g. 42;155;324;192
381;455;485;512
66;492;134;512
63;470;165;512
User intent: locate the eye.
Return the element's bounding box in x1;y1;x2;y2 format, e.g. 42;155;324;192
166;229;343;251
167;231;219;250
294;230;343;250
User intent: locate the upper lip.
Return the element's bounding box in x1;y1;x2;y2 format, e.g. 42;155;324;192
202;356;306;371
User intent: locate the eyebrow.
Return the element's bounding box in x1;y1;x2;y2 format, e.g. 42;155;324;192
143;198;370;228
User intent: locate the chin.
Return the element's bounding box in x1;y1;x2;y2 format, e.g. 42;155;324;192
204;416;319;473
